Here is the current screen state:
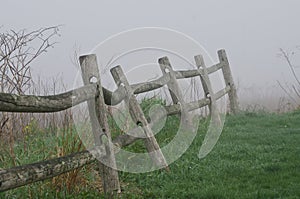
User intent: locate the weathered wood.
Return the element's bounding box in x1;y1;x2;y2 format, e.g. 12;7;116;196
194;54;213;116
218;49;239;113
159;56;194;131
215;85;231;99
130;63;222;93
79;54;120;194
174;63;223;79
131;75;169;94
0;84;96;112
0;147;104;192
0;82;230;116
195;54;225;158
206;62;224;74
0;59;225;114
111;66;169;170
159;57;184;105
194;54;218;115
0;62;224;113
194;55;210;97
0;84;123;112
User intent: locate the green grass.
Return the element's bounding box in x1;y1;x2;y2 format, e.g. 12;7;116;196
121;110;300;198
1;110;300;198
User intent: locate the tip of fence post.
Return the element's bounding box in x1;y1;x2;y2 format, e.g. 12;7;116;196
79;53;97;58
110;65;122;75
79;54;97;64
194;54;204;68
79;54;96;59
158;56;170;65
217;49;226;54
217;49;227;63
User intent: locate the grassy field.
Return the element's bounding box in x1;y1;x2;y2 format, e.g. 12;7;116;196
1;109;300;198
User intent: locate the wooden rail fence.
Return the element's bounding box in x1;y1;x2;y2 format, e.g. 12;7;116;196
0;49;239;195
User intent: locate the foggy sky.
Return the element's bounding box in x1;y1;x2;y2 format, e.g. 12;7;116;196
1;0;300;100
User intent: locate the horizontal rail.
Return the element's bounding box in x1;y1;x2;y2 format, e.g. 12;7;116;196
0;84;124;113
0;63;224;113
0;146;105;192
174;63;223;79
0;130;138;192
0;84;97;113
207;62;223;74
131;74;170;94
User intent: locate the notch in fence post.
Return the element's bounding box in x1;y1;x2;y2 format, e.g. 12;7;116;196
218;49;239;114
79;54;120;195
110;65;169;171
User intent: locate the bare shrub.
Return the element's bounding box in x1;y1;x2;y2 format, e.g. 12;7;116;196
277;47;300;110
0;26;60;165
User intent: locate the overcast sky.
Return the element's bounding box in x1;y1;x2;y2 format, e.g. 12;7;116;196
1;0;300;101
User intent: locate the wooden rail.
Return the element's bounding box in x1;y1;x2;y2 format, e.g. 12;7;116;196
0;62;226;113
0;147;104;192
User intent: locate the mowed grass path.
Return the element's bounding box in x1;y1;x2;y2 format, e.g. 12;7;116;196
121;111;300;198
1;110;300;198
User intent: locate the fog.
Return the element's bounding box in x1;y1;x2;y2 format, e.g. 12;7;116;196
1;0;300;111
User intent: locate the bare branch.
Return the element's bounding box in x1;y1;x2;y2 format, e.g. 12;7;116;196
279;48;300;86
0;26;60;94
276;80;297;104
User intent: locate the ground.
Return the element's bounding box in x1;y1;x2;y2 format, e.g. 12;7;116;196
1;110;300;198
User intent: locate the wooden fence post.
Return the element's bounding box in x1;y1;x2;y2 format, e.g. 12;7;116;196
158;57;184;105
110;65;169;170
194;54;220;121
79;54;120;194
158;56;194;129
218;49;239;114
194;55;212;113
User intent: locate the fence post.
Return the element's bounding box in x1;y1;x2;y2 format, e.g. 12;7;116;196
159;57;184;105
159;56;193;128
110;65;169;170
194;54;221;122
79;54;120;195
194;54;212;113
218;49;239;114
